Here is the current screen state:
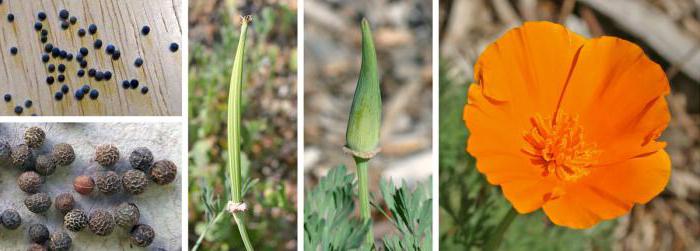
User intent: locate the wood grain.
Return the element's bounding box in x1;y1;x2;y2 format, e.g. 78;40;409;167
0;0;182;116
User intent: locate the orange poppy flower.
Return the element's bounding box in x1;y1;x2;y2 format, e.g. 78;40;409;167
463;21;671;229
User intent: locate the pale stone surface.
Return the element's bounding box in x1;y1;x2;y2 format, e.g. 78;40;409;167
0;123;182;250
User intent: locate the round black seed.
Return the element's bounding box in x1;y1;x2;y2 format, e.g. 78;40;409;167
75;54;83;61
57;75;65;82
44;44;53;53
41;29;48;36
134;58;143;67
129;79;139;89
104;71;112;80
141;86;149;94
169;43;179;52
77;69;85;77
34;22;42;31
24;100;32;108
94;39;103;49
88;69;96;77
105;45;115;54
61;85;69;93
81;85;90;93
51;48;60;57
59;10;69;19
60;50;68;59
42;54;50;63
7;13;14;22
79;47;88;56
79;60;87;68
40;36;48;43
89;89;99;99
88;24;97;34
141;26;150;35
48;64;55;72
61;21;69;30
78;28;86;37
121;80;130;89
69;16;77;24
9;47;17;55
38;12;47;21
95;71;104;81
112;50;121;60
54;92;63;100
14;106;23;114
46;76;54;85
3;94;10;102
58;64;66;72
74;90;84;100
66;53;73;61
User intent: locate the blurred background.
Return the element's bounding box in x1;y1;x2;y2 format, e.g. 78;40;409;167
188;0;297;250
303;0;432;240
440;0;700;250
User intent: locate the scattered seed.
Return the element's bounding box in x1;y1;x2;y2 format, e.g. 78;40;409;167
105;44;115;54
58;64;66;72
41;29;48;36
59;10;69;20
88;24;97;34
61;85;69;93
37;12;47;21
89;89;99;100
51;48;60;57
94;39;103;49
14;106;23;114
66;53;73;61
81;85;90;93
69;16;77;25
46;76;54;85
9;47;17;55
40;36;48;43
61;21;69;30
112;50;121;60
74;90;84;100
88;69;96;77
122;80;130;89
3;94;11;102
34;22;43;31
44;43;53;53
141;26;150;35
59;50;68;58
7;13;14;22
54;92;63;100
129;79;139;89
42;54;50;63
134;58;143;67
57;75;65;82
48;64;56;72
104;71;112;80
24;100;33;108
78;28;86;37
141;86;149;94
77;69;85;77
79;47;88;56
95;71;104;81
169;42;179;52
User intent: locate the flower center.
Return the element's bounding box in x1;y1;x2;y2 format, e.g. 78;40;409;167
522;112;600;182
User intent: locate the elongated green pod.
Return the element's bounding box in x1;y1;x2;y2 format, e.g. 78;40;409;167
345;18;382;156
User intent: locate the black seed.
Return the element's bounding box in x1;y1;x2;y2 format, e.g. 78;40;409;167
78;28;86;37
69;16;77;24
34;22;43;31
88;24;97;34
60;50;68;59
77;69;85;77
7;13;14;22
141;26;150;35
54;92;63;100
48;64;55;72
61;85;69;93
66;53;73;61
81;85;90;93
88;69;96;77
121;80;130;89
75;90;84;100
104;71;112;80
76;54;83;61
79;47;88;56
105;45;115;54
140;86;149;94
112;50;121;60
129;79;139;89
59;10;69;19
51;48;60;57
9;47;17;55
89;89;99;99
94;39;103;49
169;43;179;52
14;106;23;115
42;54;50;63
41;29;48;36
46;76;54;85
134;58;143;67
38;12;47;21
40;36;48;43
58;75;65;82
80;60;88;68
61;21;69;30
24;100;33;108
44;44;53;53
95;71;104;81
3;94;11;102
58;64;66;72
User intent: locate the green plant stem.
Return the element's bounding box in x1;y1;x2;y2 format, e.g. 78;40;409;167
355;157;374;248
226;16;254;251
484;207;517;251
192;210;226;251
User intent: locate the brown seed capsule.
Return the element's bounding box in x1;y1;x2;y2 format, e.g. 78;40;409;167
122;170;148;195
130;224;155;247
129;147;153;171
51;143;75;166
49;231;72;251
88;209;115;236
95;144;120;167
24;127;45;148
18;171;44;194
27;243;46;251
64;209;88;232
28;223;50;244
114;202;140;228
94;171;120;194
54;193;74;214
73;175;95;195
35;155;56;176
150;160;177;185
25;193;52;214
11;144;35;171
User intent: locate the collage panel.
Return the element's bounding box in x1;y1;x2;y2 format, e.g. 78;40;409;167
0;123;182;250
0;0;182;116
188;0;298;250
304;0;433;249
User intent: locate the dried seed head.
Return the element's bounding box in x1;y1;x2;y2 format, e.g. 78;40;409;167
95;144;120;167
129;147;154;171
150;160;177;185
122;170;149;195
11;144;35;171
54;193;75;214
94;171;120;194
114;202;140;228
88;209;115;236
18;171;44;194
0;209;21;230
51;143;75;166
64;209;88;232
35;155;57;176
73;175;95;195
24;127;46;148
25;193;52;214
49;231;72;251
28;223;50;244
130;224;155;247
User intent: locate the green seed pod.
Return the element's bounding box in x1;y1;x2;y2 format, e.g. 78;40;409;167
345;19;381;158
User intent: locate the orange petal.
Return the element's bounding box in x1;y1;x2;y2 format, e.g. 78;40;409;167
558;37;670;164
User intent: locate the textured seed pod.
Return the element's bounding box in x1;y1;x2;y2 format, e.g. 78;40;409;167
88;209;115;236
95;144;119;167
114;202;140;228
122;170;148;195
130;224;155;247
11;144;35;171
64;209;88;232
35;155;56;176
18;171;44;194
25;193;52;214
27;243;46;251
51;143;75;166
0;140;10;163
150;160;177;185
95;171;120;194
24;127;46;149
129;147;154;171
73;175;95;195
54;193;74;214
0;209;21;229
28;223;50;243
49;231;72;251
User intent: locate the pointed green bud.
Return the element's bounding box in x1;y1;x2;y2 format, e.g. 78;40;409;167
345;19;382;158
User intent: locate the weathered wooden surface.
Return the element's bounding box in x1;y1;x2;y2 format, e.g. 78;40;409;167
0;0;182;116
